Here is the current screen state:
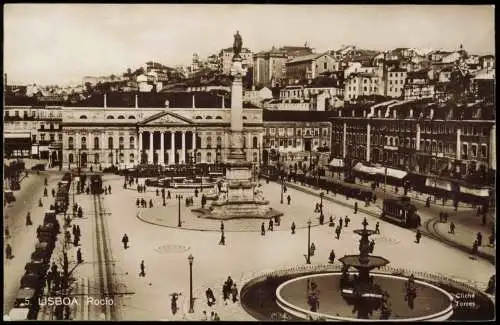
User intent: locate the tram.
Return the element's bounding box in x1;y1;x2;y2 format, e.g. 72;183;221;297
90;174;103;194
381;197;421;228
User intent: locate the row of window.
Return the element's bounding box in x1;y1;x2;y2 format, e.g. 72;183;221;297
267;127;329;137
266;138;321;148
334;124;490;136
79;115;230;121
5;110;61;118
67;135;260;150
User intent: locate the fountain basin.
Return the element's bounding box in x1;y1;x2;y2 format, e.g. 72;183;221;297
339;255;390;269
276;272;454;321
193;200;283;220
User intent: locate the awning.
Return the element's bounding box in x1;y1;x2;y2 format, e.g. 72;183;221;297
329;158;344;168
353;163;407;179
353;162;377;175
4;133;30;139
385;168;408;179
459;186;489;197
425;178;453;191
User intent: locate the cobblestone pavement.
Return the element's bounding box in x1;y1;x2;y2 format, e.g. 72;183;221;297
95;174;494;321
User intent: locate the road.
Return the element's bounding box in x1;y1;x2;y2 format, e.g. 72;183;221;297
3;172;62;314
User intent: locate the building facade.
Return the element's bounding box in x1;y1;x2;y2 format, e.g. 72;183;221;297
329;99;495;182
4;106;63;164
262;110;333;170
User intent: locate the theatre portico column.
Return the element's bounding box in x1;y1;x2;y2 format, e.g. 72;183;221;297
159;131;164;165
181;131;186;164
148;131;153;164
138;131;143;164
192;131;196;151
170;131;175;165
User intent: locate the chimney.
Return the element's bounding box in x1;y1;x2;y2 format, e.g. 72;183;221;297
104;93;107;108
135;94;138;108
192;94;195;108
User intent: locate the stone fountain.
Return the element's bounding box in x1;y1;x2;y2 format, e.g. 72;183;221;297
194;32;282;220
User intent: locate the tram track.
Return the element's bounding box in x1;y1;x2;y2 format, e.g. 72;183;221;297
92;193;118;320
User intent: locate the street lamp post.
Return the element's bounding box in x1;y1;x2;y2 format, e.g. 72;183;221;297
188;254;194;313
320;192;324;217
280;174;284;204
176;194;183;227
306;219;312;264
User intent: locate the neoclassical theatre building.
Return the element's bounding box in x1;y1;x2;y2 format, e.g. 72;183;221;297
60;92;264;169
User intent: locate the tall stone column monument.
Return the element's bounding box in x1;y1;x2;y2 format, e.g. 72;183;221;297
193;31;282;220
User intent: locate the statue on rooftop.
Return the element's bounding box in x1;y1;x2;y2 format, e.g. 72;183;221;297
233;31;243;60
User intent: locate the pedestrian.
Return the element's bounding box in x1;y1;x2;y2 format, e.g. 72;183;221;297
339;217;343;229
335;226;341;239
287;195;291;205
140;260;145;277
122;234;129;249
329;249;335;264
375;222;380;234
449;222;455;234
415;229;422;244
201;310;208;321
76;225;81;238
328;216;334;227
5;243;13;259
354;202;358;214
310;242;316;256
167;190;171;199
373;194;377;203
472;240;479;257
213;312;221;321
65;230;71;245
46;271;53;291
210;311;215;321
195;188;198;197
222;283;229;305
231;284;239;303
261;222;265;236
26;212;32;226
149;199;153;208
136;198;140;207
44;187;48;197
52;188;55;197
206;288;215;306
108;185;111;194
156;188;159;196
369;239;375;253
220;221;224;232
477;232;483;247
291;222;296;235
344;216;350;227
104;187;108;195
227;276;234;288
268;219;274;231
219;231;226;245
72;224;77;237
39;198;43;207
76;248;83;264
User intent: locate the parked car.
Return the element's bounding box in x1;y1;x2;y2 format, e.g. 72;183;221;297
31;164;45;171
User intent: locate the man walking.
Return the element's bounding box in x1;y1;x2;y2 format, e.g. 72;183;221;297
344;216;350;228
329;250;335;264
219;231;226;246
291;222;296;235
375;222;380;234
415;229;422;244
449;222;455;234
220;221;224;233
335;226;341;240
139;260;145;277
76;248;83;264
122;234;129;249
261;222;265;236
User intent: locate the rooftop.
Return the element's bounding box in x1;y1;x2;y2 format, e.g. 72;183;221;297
262;109;336;122
286;53;323;64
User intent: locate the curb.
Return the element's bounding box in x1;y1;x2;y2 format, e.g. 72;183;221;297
427;218;495;264
135;211;326;233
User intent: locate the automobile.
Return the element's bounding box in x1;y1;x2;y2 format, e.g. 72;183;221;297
31;164;46;171
4;190;16;205
25;261;46;276
102;165;119;174
144;178;159;187
20;273;43;291
13;287;38;308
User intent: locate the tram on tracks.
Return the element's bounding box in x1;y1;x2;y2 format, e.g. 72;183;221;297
381;197;421;228
90;174;103;194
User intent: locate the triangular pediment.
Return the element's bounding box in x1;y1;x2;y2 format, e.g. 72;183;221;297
139;111;193;125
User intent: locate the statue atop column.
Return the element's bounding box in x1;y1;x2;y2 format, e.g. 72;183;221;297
233;31;243;60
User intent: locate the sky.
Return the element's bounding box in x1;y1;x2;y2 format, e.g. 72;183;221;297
4;4;495;86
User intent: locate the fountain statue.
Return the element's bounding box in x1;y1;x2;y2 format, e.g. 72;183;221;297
338;217;391;318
